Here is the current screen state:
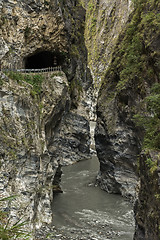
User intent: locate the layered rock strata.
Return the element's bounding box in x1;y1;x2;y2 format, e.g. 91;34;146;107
0;0;92;237
94;0;160;236
85;0;133;85
84;0;138;199
0;71;70;233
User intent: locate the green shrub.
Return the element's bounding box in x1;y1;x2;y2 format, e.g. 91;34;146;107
107;0;160;92
134;83;160;150
5;72;44;96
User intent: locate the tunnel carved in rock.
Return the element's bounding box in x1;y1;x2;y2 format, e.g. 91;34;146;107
24;50;65;69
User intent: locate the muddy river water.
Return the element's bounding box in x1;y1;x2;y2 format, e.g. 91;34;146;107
52;122;135;240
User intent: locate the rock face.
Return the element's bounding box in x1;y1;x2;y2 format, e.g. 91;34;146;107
0;0;93;164
95;107;139;198
84;0;133;85
0;71;70;232
0;0;92;237
0;0;160;239
47;109;90;166
84;0;138;199
134;151;160;240
0;0;66;68
94;0;160;236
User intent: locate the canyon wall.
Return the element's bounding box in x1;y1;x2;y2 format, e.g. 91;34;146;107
0;71;70;233
134;151;160;240
85;0;138;199
84;0;133;85
0;0;92;238
92;0;160;237
0;0;160;239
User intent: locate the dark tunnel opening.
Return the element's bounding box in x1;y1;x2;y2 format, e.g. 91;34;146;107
25;51;64;69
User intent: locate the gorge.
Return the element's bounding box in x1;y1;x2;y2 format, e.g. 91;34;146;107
0;0;160;239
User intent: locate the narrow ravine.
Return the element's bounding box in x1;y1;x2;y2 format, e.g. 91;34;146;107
51;122;135;240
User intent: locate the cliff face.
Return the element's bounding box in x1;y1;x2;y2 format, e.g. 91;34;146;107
84;0;138;199
0;0;92;237
84;0;133;85
134;151;160;240
0;0;66;67
94;0;160;237
0;0;94;159
1;0;160;238
0;71;70;232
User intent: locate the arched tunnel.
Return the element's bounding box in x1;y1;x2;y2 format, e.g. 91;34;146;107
24;51;65;69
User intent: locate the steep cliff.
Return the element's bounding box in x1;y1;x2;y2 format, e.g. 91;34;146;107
84;0;137;199
0;0;92;237
94;0;160;237
134;151;160;240
1;0;160;238
0;71;70;235
84;0;133;85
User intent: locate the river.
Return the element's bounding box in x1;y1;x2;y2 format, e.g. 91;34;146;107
52;122;135;240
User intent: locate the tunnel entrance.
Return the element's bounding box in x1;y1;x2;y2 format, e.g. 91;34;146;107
25;51;64;69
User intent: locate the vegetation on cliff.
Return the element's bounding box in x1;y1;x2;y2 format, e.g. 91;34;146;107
97;0;160;238
0;196;30;240
0;0;91;238
84;0;133;86
5;71;44;97
115;0;160;91
101;0;160;149
134;83;160;150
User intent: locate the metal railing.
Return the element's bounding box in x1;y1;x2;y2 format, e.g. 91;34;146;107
1;66;62;73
